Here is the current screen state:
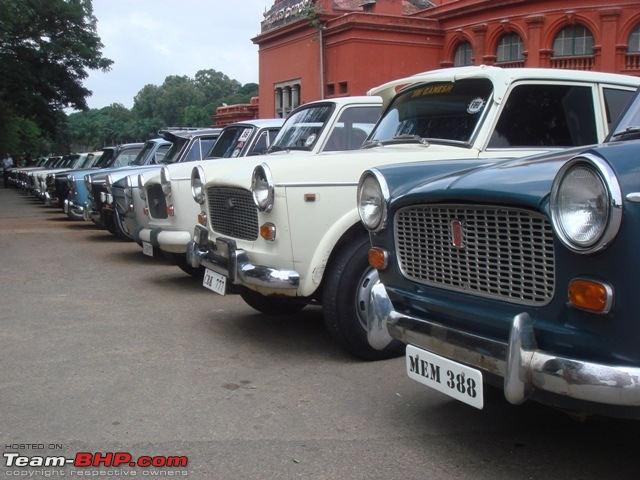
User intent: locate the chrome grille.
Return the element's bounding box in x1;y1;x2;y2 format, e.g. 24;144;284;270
147;184;167;219
395;205;555;306
208;187;259;241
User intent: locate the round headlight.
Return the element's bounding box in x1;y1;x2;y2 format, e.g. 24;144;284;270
160;166;171;196
252;163;274;212
357;169;389;232
550;154;622;254
191;166;206;205
138;174;146;200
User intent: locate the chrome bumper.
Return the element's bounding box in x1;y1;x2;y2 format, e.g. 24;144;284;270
186;225;299;289
369;282;640;408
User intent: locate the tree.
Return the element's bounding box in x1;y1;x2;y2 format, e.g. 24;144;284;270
0;0;113;140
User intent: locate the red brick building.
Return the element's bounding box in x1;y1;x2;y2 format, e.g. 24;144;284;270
252;0;640;119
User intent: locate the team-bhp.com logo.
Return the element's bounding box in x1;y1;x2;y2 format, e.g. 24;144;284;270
4;451;188;468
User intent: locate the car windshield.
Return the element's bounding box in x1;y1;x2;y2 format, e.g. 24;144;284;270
130;142;156;166
160;137;190;164
207;126;254;158
368;79;493;146
269;104;334;152
95;150;115;167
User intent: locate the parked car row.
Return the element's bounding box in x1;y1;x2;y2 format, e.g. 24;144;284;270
9;65;640;421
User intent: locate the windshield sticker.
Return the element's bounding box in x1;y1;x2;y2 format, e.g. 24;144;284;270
239;128;252;142
305;134;316;147
467;98;485;114
412;84;454;98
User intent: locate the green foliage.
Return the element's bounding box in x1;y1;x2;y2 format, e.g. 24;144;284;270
66;69;258;150
0;0;113;156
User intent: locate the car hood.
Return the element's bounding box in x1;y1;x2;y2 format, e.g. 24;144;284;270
377;144;607;211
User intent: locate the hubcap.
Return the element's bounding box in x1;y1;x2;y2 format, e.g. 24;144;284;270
355;266;380;331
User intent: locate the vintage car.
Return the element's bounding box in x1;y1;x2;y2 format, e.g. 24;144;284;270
43;151;103;207
107;127;223;241
186;66;640;361
84;136;173;233
34;152;100;202
135;119;285;274
63;143;144;221
358;86;640;418
134;97;380;275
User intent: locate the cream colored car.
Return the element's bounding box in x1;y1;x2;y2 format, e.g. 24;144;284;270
187;65;640;360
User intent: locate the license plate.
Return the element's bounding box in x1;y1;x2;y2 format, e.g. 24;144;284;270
203;268;226;295
406;344;483;409
142;241;153;257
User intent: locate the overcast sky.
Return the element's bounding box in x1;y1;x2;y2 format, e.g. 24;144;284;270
82;0;275;110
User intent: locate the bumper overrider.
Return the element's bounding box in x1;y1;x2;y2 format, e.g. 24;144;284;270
368;283;640;414
186;225;300;289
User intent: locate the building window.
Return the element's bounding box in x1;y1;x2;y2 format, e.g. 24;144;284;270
629;25;640;52
327;84;335;96
553;25;594;56
274;80;301;118
339;82;348;94
496;33;524;63
454;41;474;66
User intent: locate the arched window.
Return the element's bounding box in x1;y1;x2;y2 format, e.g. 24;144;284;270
496;33;524;63
454;41;474;67
553;25;594;56
629;24;640;53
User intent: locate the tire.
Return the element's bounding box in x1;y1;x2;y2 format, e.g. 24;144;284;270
239;286;306;315
103;211;118;235
66;209;84;221
322;236;404;361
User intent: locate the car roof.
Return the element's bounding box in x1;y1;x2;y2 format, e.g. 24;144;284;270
223;118;285;128
369;65;640;108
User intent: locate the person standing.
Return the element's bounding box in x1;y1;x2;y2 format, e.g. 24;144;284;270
3;152;14;188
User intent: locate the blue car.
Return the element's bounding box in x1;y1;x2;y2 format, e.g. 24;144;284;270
358;87;640;419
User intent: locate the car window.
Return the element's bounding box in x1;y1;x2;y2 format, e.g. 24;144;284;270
323;106;380;152
208;126;254;158
489;84;598;148
370;79;493;145
248;128;280;156
270;104;334;152
114;147;144;167
184;137;219;162
603;87;635;131
154;144;172;163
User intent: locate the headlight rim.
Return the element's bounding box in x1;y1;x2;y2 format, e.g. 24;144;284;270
191;165;206;205
251;163;275;213
357;168;390;233
550;153;622;255
138;174;146;200
160;166;172;197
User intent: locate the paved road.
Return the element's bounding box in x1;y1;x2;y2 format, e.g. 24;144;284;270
0;185;638;479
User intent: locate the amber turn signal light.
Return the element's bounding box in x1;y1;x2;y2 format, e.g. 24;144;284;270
568;279;613;314
368;247;388;270
260;223;276;241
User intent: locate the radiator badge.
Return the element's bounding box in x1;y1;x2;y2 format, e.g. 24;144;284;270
450;219;465;249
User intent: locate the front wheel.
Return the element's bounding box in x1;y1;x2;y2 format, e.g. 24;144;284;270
322;237;404;361
239;286;306;315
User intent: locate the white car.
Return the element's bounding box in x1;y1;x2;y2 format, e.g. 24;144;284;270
186;65;640;361
137;99;381;276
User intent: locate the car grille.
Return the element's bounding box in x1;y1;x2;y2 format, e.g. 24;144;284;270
208;187;259;241
394;204;555;306
147;184;167;219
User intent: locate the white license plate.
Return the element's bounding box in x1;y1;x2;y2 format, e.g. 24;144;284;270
203;268;226;295
142;241;153;257
406;344;483;409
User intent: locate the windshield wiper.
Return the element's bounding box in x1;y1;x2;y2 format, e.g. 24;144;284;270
362;139;383;149
611;126;640;138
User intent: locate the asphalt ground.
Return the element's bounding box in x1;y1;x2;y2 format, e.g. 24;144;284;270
1;185;639;479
